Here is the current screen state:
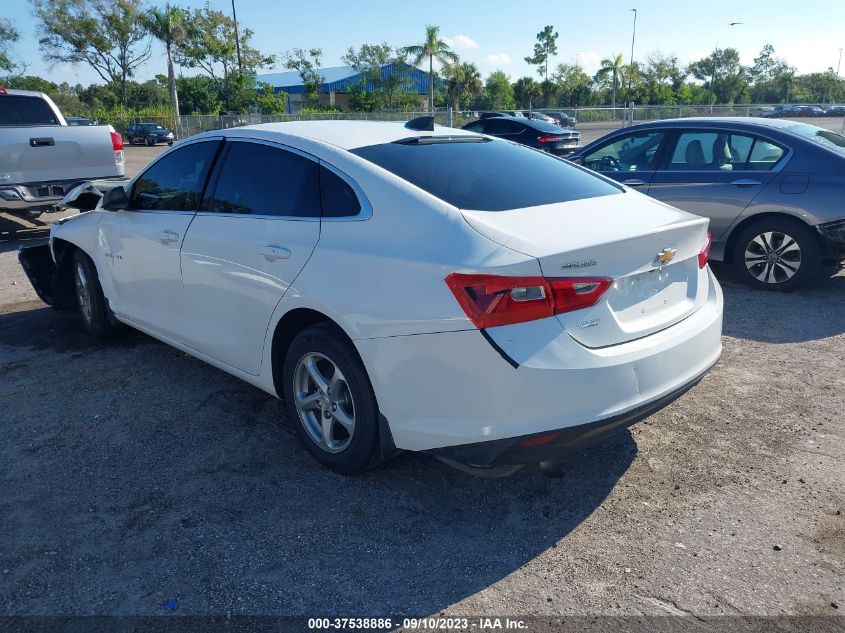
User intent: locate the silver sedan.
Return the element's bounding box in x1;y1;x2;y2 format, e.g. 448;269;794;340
570;117;845;290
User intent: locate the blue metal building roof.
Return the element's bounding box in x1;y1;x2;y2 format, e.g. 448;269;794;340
257;63;438;95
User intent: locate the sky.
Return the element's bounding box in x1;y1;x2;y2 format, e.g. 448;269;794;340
3;0;844;86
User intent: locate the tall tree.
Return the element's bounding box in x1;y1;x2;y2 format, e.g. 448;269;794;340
443;62;482;111
482;70;515;110
285;48;323;108
31;0;151;106
342;43;413;109
688;48;748;105
143;3;186;115
402;25;459;113
524;26;558;81
176;5;274;111
595;54;625;108
552;64;593;107
513;76;541;109
0;18;21;74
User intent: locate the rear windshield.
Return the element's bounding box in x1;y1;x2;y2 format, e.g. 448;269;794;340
350;139;620;211
0;95;60;126
785;123;845;157
529;120;568;134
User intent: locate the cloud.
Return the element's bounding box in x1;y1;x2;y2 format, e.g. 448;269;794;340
485;53;513;66
443;34;479;51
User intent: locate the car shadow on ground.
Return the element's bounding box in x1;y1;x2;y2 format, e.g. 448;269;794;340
712;264;845;344
0;305;637;615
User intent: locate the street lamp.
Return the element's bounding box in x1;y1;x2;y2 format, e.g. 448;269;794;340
708;22;742;112
626;9;637;107
837;48;843;77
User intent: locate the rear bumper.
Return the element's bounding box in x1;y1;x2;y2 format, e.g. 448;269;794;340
427;372;706;466
1;177;121;213
355;268;723;457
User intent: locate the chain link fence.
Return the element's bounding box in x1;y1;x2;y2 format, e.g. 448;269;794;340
108;105;845;144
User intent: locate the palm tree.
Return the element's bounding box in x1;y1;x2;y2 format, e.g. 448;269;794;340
445;62;482;111
144;4;187;116
595;54;625;109
402;25;459;113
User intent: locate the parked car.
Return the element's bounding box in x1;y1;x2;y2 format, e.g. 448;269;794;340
568;117;845;290
825;105;845;117
20;119;722;475
525;111;556;124
548;111;577;127
0;87;125;218
126;122;175;146
479;112;510;119
462;116;581;155
66;116;95;126
762;104;797;118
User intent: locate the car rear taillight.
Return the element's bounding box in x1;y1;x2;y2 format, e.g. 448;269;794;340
110;130;124;166
0;86;7;95
698;232;712;269
445;273;613;329
537;135;565;143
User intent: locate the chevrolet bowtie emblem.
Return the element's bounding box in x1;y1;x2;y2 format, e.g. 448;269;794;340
655;248;677;265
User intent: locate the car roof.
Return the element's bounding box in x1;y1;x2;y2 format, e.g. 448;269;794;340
626;116;806;131
211;120;479;150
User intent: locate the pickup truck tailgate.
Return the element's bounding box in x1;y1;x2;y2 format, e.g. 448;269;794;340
1;125;124;184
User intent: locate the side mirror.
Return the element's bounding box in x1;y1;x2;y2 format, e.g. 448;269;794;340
102;185;129;211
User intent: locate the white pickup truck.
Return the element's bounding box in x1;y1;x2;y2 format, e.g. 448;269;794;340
0;87;126;218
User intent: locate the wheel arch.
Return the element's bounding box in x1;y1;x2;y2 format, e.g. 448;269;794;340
51;237;81;310
269;307;399;462
722;211;819;263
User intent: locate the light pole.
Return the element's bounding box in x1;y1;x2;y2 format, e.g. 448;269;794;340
708;22;742;112
626;9;637;107
838;48;843;77
231;0;243;73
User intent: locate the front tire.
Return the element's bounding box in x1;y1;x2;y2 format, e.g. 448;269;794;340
731;217;820;291
72;250;112;338
282;323;380;475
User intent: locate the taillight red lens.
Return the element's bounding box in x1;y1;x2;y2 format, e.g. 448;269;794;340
445;273;613;329
537;135;564;143
698;231;712;269
110;131;123;151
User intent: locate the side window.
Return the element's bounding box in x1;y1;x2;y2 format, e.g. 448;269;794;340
202;142;321;217
747;138;786;170
131;140;219;211
582;131;665;172
486;119;520;135
463;121;486;133
668;131;754;171
320;166;361;218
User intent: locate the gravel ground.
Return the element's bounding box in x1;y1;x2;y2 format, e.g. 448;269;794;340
0;142;843;620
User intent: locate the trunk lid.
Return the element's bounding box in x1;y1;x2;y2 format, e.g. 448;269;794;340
461;191;710;347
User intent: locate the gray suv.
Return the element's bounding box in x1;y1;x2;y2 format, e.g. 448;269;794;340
569;117;845;290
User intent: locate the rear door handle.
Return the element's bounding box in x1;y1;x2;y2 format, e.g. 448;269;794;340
731;179;762;187
258;245;291;261
30;137;55;147
157;230;180;243
621;179;647;187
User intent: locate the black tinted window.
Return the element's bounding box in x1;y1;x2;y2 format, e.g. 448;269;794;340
351;139;620;211
131;141;219;211
202;142;320;217
486;119;522;135
0;96;60;126
320;166;361;217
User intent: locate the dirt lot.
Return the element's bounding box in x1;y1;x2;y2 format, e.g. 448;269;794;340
0;143;843;620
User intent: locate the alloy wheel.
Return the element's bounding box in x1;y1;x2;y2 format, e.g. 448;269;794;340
293;352;356;453
75;262;93;325
744;231;802;284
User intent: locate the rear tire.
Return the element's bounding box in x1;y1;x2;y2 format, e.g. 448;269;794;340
72;250;112;338
731;217;820;291
282;323;380;475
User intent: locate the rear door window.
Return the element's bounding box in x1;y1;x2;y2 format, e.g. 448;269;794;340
0;95;60;126
746;139;785;170
131;140;220;211
667;131;756;171
350;138;620;211
485;119;522;135
201;141;321;217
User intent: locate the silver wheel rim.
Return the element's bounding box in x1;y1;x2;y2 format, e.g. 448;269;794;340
744;231;801;284
293;352;355;454
75;262;93;324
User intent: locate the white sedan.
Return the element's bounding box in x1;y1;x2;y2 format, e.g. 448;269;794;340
20;119;723;475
